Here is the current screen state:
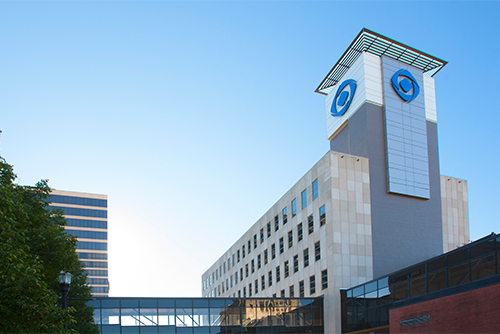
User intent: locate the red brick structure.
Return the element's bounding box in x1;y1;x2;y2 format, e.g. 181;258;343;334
390;283;500;333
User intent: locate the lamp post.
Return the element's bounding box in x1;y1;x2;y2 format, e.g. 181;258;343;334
58;271;73;330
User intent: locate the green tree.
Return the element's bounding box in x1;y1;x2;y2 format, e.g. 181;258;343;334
0;156;99;333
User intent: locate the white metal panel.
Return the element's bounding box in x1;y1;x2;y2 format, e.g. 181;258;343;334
424;76;437;123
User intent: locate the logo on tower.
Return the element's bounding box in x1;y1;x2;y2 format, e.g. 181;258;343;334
331;79;357;117
391;69;420;102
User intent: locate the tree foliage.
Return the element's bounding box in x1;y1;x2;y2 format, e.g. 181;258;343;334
0;156;99;333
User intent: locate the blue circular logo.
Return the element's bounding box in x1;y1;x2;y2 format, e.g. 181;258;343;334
391;69;420;102
331;79;357;117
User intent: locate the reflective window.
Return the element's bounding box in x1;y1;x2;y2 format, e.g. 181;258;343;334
288;230;293;248
264;249;268;265
301;190;307;210
268;271;272;287
299;281;304;297
50;206;107;218
312;179;318;200
271;244;276;260
267;222;271;238
279;237;284;254
303;248;309;268
284;261;289;278
276;266;280;282
283;207;288;225
292;199;297;217
260;228;264;244
298;223;303;242
274;215;279;232
321;270;328;290
293;255;299;273
319;205;326;226
308;215;314;234
310;275;316;295
314;242;320;261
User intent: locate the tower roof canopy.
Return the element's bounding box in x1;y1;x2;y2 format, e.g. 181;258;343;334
315;28;448;95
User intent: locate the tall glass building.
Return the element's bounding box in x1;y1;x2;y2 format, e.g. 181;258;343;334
49;189;109;296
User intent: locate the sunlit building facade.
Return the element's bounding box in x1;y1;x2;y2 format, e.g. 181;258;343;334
202;29;469;333
49;189;109;296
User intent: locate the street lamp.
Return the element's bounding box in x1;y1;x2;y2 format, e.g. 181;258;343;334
59;271;73;330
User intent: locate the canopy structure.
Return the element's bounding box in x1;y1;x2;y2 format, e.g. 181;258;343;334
315;28;448;95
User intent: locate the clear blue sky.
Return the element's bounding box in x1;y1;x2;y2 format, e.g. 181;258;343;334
1;1;498;297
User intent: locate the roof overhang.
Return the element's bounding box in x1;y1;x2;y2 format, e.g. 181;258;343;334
315;28;448;95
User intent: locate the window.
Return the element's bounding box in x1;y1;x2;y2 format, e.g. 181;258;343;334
321;269;328;290
237;250;240;263
240;268;243;280
315;241;321;261
245;264;249;277
230;275;233;288
243;287;246;297
283;207;288;225
274;215;279;232
238;290;241;297
279;237;284;254
261;275;265;291
284;260;289;278
313;179;318;200
289;285;295;297
258;254;261;269
242;245;245;259
268;271;272;287
308;215;314;234
216;269;218;280
299;280;304;297
276;266;281;282
264;249;268;264
304;248;309;267
293;254;299;273
298;223;303;242
251;259;255;274
310;275;316;295
271;243;276;259
288;230;293;248
248;240;251;254
260;228;264;244
224;262;226;274
255;279;258;294
292;199;297;217
249;283;252;297
267;222;271;238
320;205;326;226
281;290;285;298
253;234;257;249
301;189;307;209
232;254;235;266
235;272;238;283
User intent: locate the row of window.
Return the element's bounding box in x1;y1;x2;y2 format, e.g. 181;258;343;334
205;205;326;290
88;278;109;285
77;241;107;250
85;269;108;277
208;269;328;299
49;194;107;208
207;242;322;298
67;229;108;240
78;252;108;260
92;286;109;293
50;206;107;218
66;218;107;229
82;260;108;268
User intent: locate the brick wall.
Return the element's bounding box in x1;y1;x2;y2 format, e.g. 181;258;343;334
390;283;500;333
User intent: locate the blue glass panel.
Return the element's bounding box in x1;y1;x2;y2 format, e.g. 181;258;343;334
158;299;175;308
121;299;139;308
140;299;158;308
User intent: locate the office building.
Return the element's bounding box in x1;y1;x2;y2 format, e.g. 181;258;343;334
49;189;109;296
202;29;469;333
